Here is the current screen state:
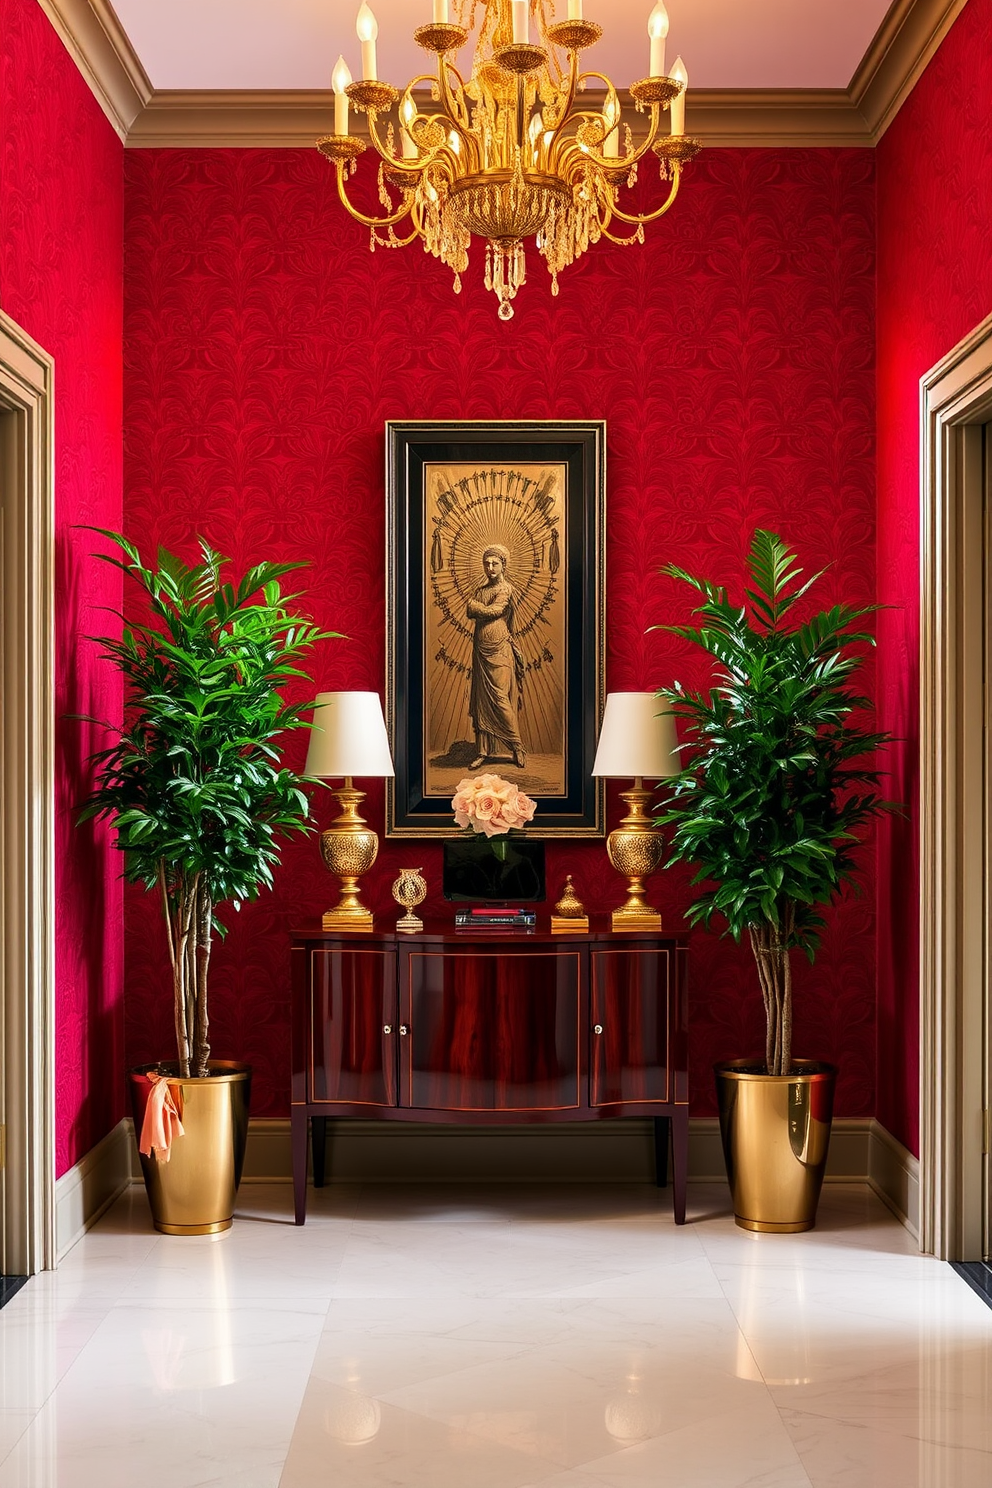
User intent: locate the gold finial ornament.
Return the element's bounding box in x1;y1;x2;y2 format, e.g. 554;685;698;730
551;874;589;933
317;0;700;320
391;867;428;933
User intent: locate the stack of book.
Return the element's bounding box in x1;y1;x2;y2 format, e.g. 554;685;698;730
454;906;537;929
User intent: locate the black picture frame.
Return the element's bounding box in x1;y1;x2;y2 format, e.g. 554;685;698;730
385;420;605;838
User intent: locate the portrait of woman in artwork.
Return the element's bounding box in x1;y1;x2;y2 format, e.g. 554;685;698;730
417;457;572;806
385;421;606;837
467;545;526;770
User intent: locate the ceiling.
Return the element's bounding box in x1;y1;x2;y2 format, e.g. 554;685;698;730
110;0;895;93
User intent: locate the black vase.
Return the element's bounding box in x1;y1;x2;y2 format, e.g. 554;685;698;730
442;834;546;904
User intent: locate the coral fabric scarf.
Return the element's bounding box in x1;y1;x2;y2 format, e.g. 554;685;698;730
139;1073;185;1162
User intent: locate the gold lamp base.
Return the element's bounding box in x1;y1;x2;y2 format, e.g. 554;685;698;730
320;779;379;932
606;779;664;932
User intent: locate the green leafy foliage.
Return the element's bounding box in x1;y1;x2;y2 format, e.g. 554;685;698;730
78;532;338;1074
654;530;898;1073
658;530;893;950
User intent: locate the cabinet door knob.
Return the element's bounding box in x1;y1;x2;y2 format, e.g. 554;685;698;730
383;1024;392;1035
594;1023;604;1035
399;1024;409;1036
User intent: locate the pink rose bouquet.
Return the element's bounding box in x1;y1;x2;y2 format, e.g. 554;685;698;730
451;773;537;838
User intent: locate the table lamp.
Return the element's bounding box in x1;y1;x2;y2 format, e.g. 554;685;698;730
304;691;395;931
592;692;679;931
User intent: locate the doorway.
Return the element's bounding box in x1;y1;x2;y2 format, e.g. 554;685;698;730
0;310;56;1276
920;312;992;1261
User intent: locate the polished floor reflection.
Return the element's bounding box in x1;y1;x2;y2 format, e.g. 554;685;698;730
0;1183;989;1486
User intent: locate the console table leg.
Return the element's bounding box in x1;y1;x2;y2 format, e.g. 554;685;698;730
312;1116;328;1188
671;1107;688;1225
653;1116;671;1188
292;1108;309;1225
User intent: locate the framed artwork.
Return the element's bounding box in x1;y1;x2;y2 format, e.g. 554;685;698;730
385;420;605;838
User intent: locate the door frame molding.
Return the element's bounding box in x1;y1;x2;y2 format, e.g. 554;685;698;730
0;311;56;1274
920;310;992;1259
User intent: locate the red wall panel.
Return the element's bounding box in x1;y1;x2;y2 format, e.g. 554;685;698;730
0;0;124;1173
875;0;992;1155
123;145;877;1120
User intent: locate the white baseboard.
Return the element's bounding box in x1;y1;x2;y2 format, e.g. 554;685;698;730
55;1118;133;1260
867;1117;920;1238
93;1113;917;1241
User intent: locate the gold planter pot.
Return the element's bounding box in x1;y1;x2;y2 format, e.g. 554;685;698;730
128;1061;251;1235
715;1059;836;1233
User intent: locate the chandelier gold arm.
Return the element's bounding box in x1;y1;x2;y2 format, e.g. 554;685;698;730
538;45;581;157
568;71;666;173
605;167;681;225
557;113;662;176
366;106;466;180
574;70;622;139
434;66;479;166
380;218;423;247
438;61;472;127
334;162;416;230
598;221;643;245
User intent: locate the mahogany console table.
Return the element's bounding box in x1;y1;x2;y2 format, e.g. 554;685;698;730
290;921;689;1223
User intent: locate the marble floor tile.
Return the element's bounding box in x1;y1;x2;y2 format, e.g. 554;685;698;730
780;1407;992;1488
0;1300;326;1488
280;1382;563;1488
0;1415;34;1466
569;1399;814;1487
1;1183;989;1487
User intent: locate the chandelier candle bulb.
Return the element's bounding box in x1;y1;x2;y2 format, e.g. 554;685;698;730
603;124;619;156
512;0;529;43
433;0;450;20
567;0;583;17
648;0;669;77
670;55;687;133
356;3;378;80
401;95;418;157
332;54;352;135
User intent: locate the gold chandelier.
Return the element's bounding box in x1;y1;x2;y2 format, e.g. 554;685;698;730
318;0;701;319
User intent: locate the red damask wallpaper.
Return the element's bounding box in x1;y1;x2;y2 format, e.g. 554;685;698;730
1;0;124;1174
123;145;877;1120
875;0;992;1156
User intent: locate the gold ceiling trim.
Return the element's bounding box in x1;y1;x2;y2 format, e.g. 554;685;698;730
35;0;971;150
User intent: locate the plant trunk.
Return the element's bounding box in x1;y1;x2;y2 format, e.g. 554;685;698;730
193;880;212;1077
160;862;190;1077
748;908;794;1076
162;868;213;1079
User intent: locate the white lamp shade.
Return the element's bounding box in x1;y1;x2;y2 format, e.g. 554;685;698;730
591;692;679;779
304;692;395;779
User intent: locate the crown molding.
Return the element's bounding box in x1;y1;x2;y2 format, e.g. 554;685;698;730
125;86;872;150
125;90;335;149
36;0;151;142
685;91;869;149
38;0;967;150
852;0;972;141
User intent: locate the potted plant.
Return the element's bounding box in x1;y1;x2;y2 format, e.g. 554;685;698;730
80;532;332;1234
656;530;896;1232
